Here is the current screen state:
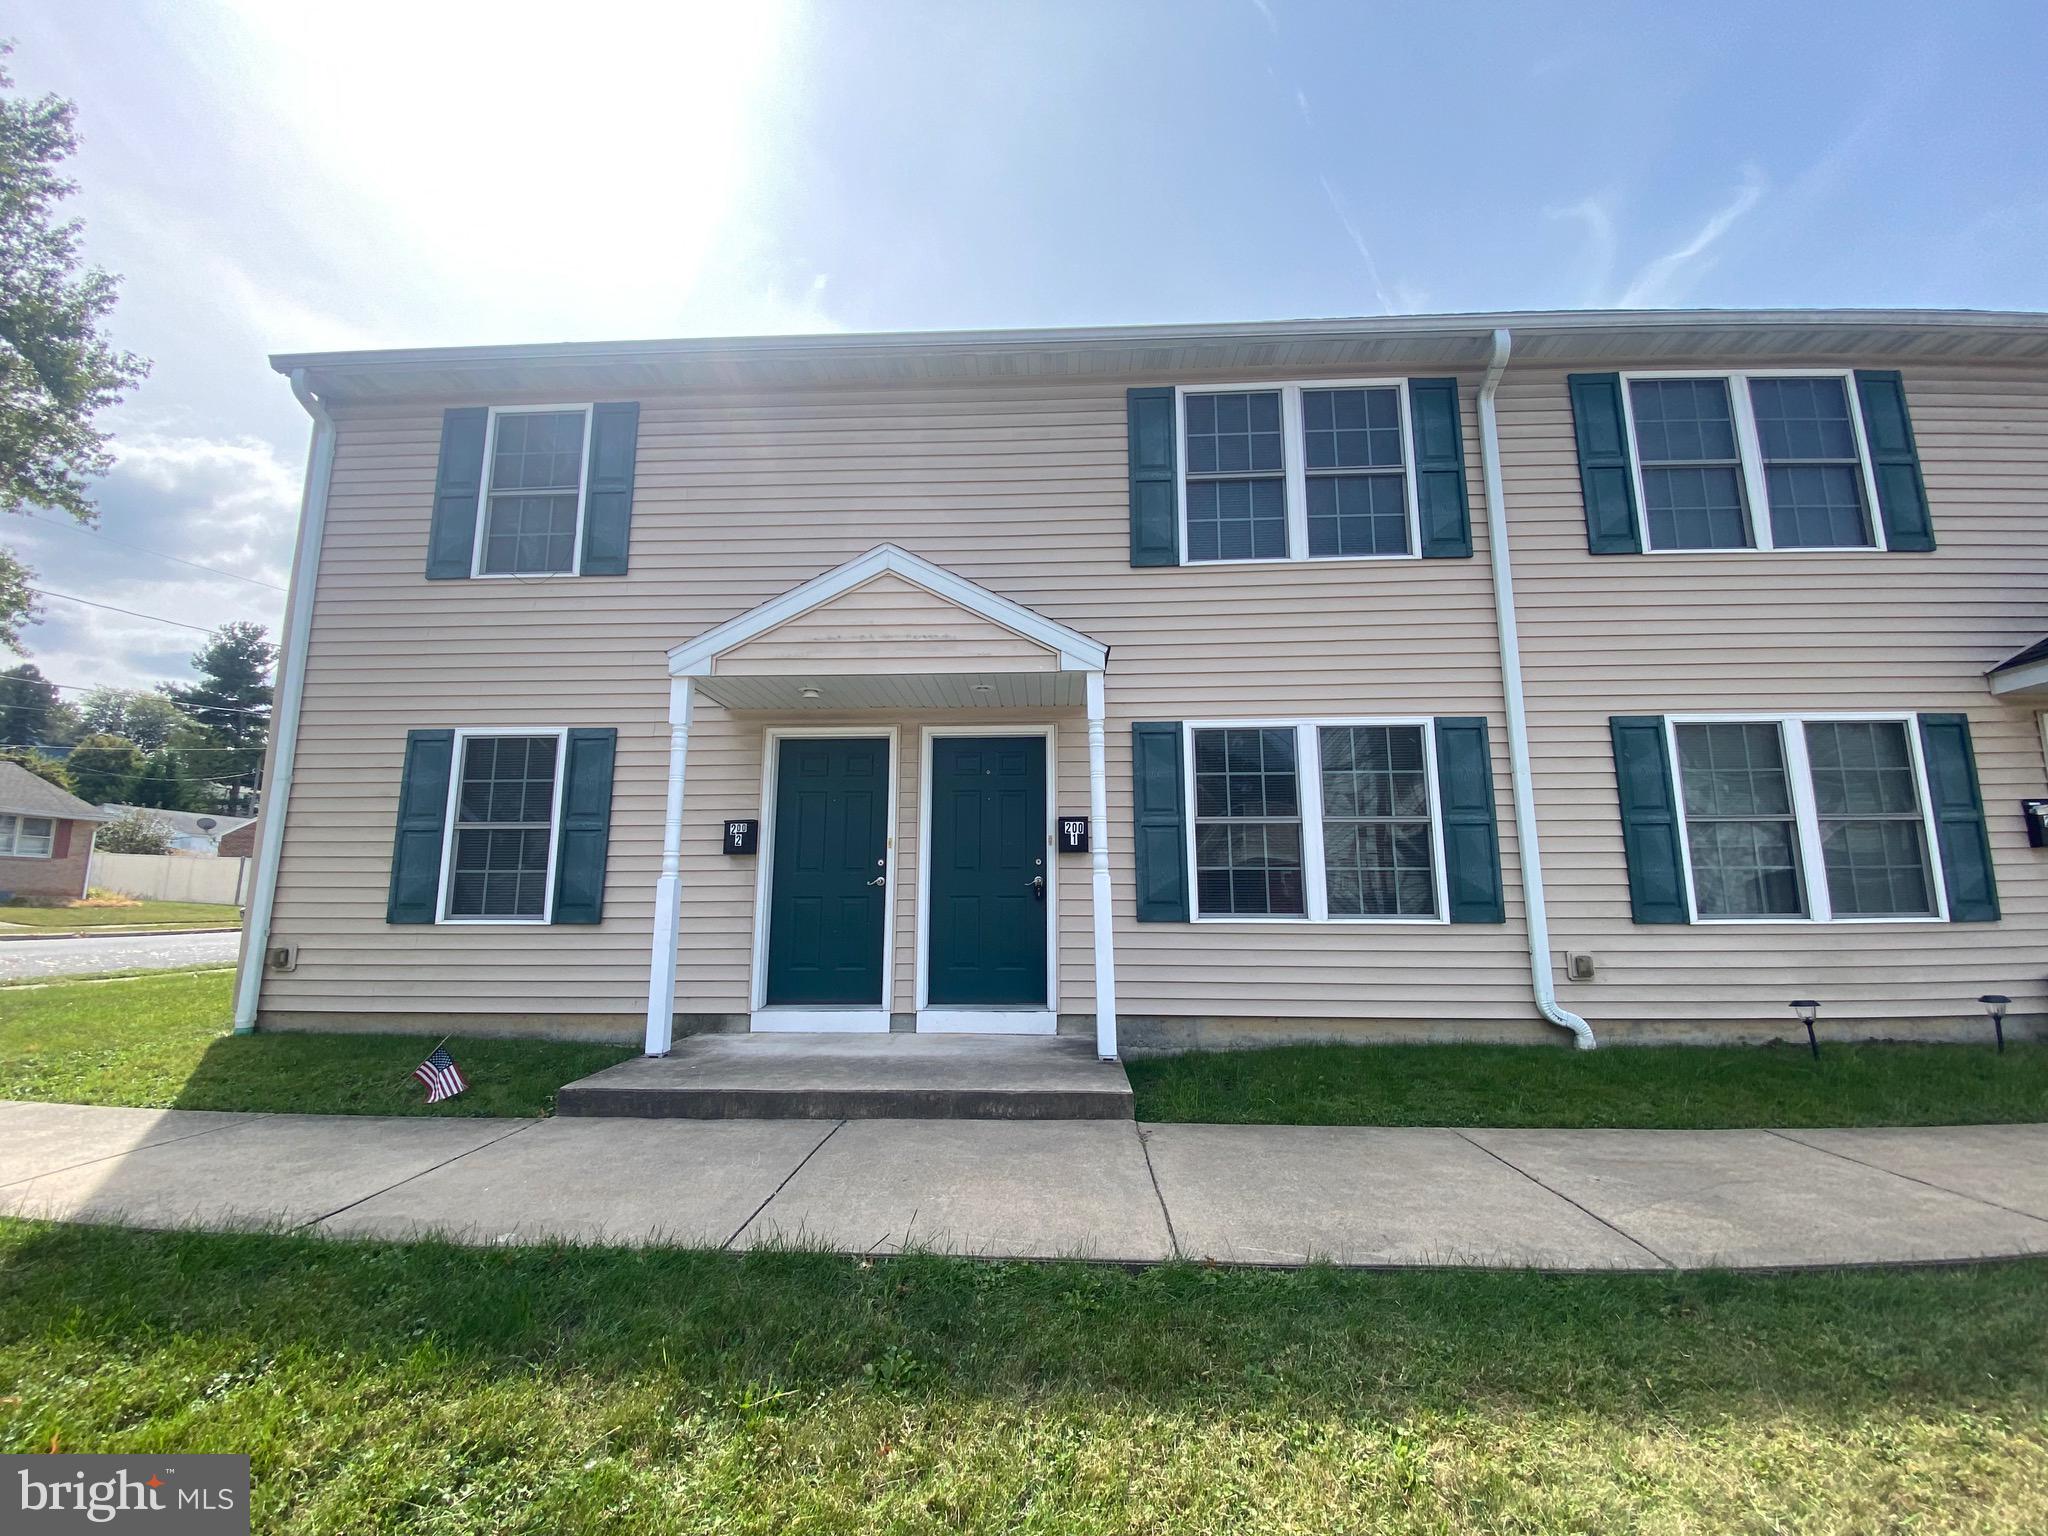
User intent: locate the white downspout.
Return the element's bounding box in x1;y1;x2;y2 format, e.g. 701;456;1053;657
231;368;334;1033
1477;327;1596;1049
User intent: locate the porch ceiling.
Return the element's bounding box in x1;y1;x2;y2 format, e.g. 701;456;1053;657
696;670;1085;712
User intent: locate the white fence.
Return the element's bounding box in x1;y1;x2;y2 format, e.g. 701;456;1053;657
88;851;250;905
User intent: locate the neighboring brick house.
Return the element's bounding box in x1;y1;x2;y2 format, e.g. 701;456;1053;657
217;820;259;859
0;762;112;902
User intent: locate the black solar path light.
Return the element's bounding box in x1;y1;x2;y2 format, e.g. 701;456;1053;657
1789;999;1821;1060
1979;994;2011;1053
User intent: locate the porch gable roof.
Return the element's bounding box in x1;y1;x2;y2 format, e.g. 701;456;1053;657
666;545;1108;679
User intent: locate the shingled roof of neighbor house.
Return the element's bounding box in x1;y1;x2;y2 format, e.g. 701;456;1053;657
0;761;114;823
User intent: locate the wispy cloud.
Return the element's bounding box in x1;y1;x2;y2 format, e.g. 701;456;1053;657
1246;0;1278;35
1318;175;1398;315
1547;194;1617;307
1616;167;1768;308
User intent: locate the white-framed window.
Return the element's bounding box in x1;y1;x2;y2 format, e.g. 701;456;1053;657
472;405;593;577
1185;718;1447;923
437;728;568;923
1621;370;1885;552
0;814;56;858
1668;714;1946;923
1177;380;1423;563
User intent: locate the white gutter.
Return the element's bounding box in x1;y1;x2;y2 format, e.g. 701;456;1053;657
1477;327;1596;1050
231;368;334;1033
268;305;2048;378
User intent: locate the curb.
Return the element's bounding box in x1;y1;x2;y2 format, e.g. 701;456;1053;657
0;925;244;943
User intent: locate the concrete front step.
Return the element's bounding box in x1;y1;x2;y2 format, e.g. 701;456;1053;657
557;1033;1134;1121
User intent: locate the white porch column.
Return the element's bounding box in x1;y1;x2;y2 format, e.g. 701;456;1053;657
1085;670;1119;1060
644;677;694;1055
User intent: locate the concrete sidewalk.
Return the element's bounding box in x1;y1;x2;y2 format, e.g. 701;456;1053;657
4;1099;2047;1270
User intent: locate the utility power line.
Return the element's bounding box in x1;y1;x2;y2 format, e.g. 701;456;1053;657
16;512;288;592
27;587;220;634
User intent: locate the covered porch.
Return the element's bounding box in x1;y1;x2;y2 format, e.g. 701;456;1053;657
643;545;1121;1059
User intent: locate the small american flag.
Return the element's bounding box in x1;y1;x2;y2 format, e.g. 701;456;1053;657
414;1043;468;1104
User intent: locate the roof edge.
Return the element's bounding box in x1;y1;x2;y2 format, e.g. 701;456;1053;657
272;306;2048;377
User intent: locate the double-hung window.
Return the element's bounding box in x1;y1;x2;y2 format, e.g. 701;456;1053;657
0;814;55;858
1188;720;1445;922
439;730;567;922
1180;381;1421;562
1670;716;1943;922
1623;371;1884;551
474;407;592;576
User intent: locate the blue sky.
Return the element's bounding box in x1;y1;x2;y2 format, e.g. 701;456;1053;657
6;0;2046;693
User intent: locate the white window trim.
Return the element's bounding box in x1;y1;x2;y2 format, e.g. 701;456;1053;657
435;727;570;925
469;403;594;580
0;813;56;859
1183;716;1449;925
1619;369;1888;554
1175;379;1424;565
1665;711;1948;925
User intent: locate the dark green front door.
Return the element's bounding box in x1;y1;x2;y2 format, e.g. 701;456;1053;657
765;737;889;1007
927;735;1047;1007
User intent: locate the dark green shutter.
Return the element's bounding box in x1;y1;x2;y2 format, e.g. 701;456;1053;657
426;408;488;579
1128;387;1179;567
1433;717;1503;921
553;728;618;924
387;729;454;923
580;403;640;575
1568;374;1643;554
1410;378;1473;558
1132;722;1189;920
1917;713;1998;921
1608;716;1689;923
1855;371;1935;552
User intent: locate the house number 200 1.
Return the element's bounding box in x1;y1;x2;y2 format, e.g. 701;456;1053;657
1058;817;1090;854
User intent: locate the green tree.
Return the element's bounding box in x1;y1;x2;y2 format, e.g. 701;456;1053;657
77;685;182;751
95;809;171;855
159;716;232;814
0;662;56;745
0;43;150;655
64;730;140;804
40;695;81;748
0;746;69;792
165;622;273;816
0;550;27;655
127;747;194;811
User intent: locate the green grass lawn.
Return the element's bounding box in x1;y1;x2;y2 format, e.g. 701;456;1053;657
1128;1039;2048;1128
0;898;242;931
1;1221;2044;1533
0;970;633;1118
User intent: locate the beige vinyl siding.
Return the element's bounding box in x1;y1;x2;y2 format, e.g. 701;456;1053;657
262;378;1530;1027
1505;362;2048;1030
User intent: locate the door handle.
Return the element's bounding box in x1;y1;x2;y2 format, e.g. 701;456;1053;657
867;876;886;887
1029;875;1045;900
